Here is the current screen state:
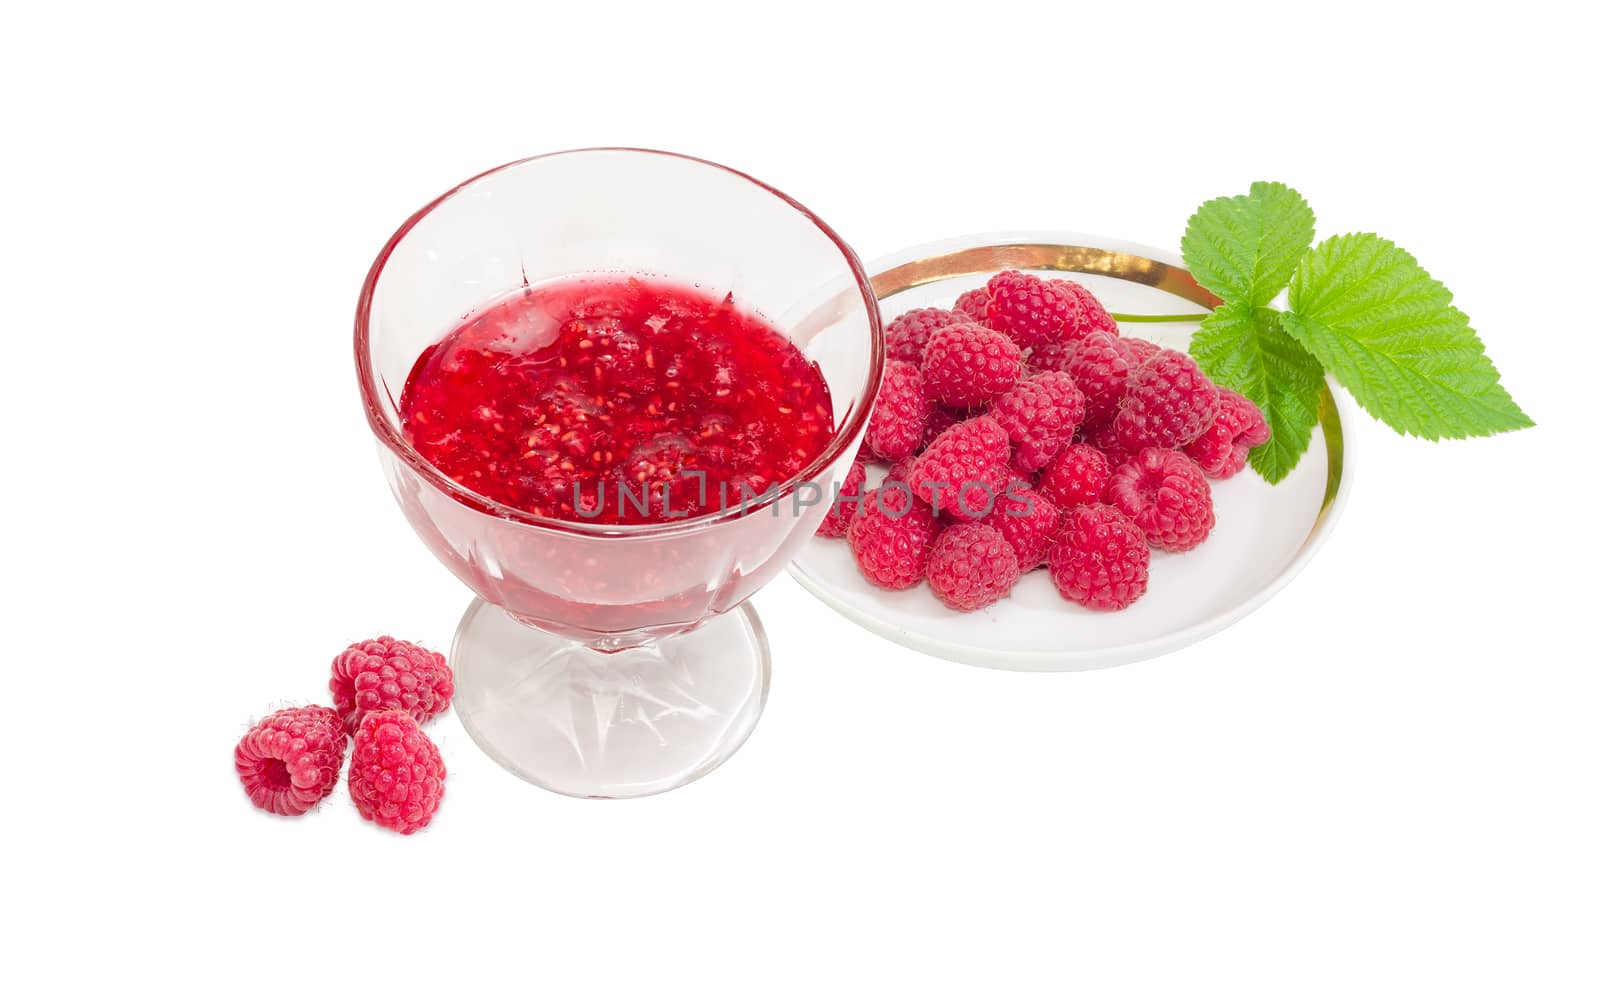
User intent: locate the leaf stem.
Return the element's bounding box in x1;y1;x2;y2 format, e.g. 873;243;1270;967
1108;311;1208;323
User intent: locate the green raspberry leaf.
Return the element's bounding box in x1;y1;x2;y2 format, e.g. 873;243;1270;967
1283;233;1534;440
1181;181;1316;308
1189;302;1325;484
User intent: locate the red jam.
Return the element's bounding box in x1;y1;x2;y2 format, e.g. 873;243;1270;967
400;276;833;523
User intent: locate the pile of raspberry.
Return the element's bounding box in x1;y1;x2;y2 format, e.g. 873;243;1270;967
233;636;451;835
821;270;1270;613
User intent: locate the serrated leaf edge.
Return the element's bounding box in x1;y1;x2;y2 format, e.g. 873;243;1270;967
1285;235;1534;439
1181;181;1315;309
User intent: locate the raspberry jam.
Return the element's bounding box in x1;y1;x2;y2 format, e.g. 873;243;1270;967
400;276;833;524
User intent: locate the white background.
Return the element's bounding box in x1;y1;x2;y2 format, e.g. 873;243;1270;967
4;2;1595;986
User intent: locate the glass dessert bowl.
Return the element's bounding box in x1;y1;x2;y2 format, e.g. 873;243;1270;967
356;149;881;798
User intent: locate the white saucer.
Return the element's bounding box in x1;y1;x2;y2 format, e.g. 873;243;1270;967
787;232;1354;672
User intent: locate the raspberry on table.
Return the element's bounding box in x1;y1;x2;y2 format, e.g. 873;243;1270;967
1114;348;1222;450
1037;444;1113;510
920;323;1023;407
908;415;1012;521
984;270;1080;349
235;705;348;817
348;710;446;835
848;480;940;590
865;359;932;462
987;481;1061;571
817;458;867;538
1109;447;1215;552
1048;504;1151;611
926;523;1022;612
1057;330;1135;426
330;636;454;736
990;371;1085;471
1052;279;1120;340
1185;389;1271;479
954;287;991;324
885;307;974;363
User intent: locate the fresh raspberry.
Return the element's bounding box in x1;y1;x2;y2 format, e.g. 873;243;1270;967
990;371;1085;471
1024;338;1073;373
984;273;1117;349
235;705;347;817
1037;444;1113;510
1048;504;1151;611
954;287;990;324
1053;279;1119;339
864;359;931;462
348;710;446;835
908;415;1012;521
1029;368;1086;413
926;523;1021;612
884;456;915;486
1109;448;1215;552
330;636;454;736
847;481;940;590
984;270;1079;348
921;406;962;451
1114;349;1222;450
987;481;1061;570
885;307;973;363
1122;337;1161;365
920;323;1023;407
1058;330;1135;425
1185;389;1270;479
817;458;867;538
1081;418;1141;467
931;467;1031;527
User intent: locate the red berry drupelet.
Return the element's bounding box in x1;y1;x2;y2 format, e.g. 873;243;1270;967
1121;337;1161;366
1025;338;1075;374
926;523;1021;612
921;406;962;451
984;270;1079;349
1037;444;1113;511
1048;504;1151;612
1027;369;1086;428
884;456;915;486
235;705;348;817
1053;279;1120;340
348;710;446;836
864;359;932;462
1185;389;1270;479
1109;448;1216;552
987;481;1061;571
817;458;867;538
989;371;1084;472
885;307;973;363
1059;330;1136;426
1081;418;1141;467
920;323;1023;407
1114;348;1222;451
954;287;991;324
847;482;940;590
909;415;1012;521
330;636;454;736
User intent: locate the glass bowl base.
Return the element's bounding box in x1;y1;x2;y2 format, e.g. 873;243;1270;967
450;599;770;799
